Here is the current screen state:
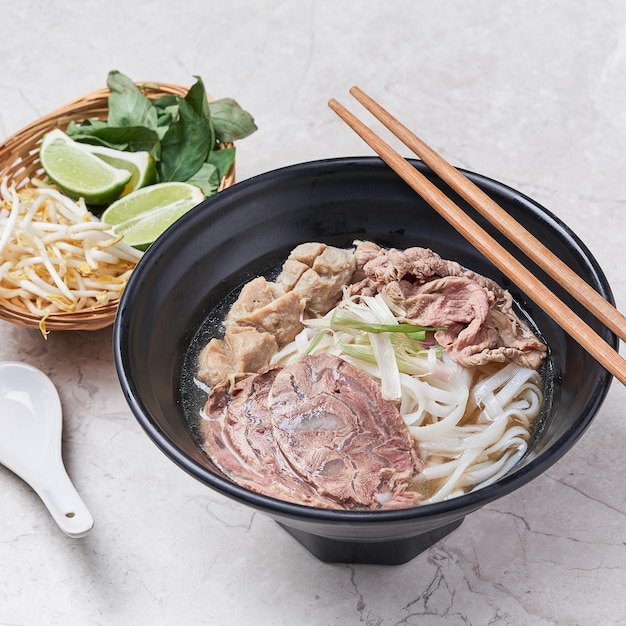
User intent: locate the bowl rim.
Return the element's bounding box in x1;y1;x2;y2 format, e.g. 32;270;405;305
114;156;616;522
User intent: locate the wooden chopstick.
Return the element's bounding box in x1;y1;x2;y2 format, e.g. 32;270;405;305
328;94;626;386
349;85;626;344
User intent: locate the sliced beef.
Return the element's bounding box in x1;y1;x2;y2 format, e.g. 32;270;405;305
200;367;330;507
267;354;423;509
201;353;423;510
349;241;546;369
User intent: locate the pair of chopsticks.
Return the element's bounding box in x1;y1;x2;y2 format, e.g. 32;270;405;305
328;87;626;386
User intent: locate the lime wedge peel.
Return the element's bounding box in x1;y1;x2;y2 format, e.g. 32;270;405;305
39;129;132;205
81;144;157;196
101;182;205;248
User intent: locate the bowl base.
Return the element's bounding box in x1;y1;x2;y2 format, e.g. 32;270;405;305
277;517;464;565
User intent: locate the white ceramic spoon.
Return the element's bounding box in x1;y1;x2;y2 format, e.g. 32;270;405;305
0;361;94;538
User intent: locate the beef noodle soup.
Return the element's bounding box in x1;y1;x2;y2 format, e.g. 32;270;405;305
181;241;551;510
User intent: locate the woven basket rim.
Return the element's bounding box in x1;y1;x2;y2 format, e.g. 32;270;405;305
0;81;236;332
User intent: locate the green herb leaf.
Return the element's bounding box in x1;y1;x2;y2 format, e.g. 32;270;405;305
66;119;109;137
66;124;160;153
107;70;158;130
187;75;212;122
331;309;442;338
206;147;236;181
208;98;257;143
159;97;212;182
66;71;255;195
151;95;179;110
185;162;220;196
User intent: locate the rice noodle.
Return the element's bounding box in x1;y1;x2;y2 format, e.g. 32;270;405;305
272;290;544;503
0;178;143;335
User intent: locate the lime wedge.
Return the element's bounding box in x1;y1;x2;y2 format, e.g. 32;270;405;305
39;129;132;205
82;144;157;196
101;182;205;247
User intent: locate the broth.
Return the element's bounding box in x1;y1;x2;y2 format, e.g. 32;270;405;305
180;245;555;507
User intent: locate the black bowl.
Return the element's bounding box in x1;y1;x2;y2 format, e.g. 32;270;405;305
113;157;616;565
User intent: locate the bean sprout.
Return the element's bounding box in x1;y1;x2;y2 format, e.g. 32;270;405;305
0;178;144;336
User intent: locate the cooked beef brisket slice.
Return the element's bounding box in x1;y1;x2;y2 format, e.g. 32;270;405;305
201;354;423;510
201;376;263;481
220;367;301;482
267;354;423;508
201;369;330;507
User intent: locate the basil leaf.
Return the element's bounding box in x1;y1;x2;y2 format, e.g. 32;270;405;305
187;76;212;120
65;71;255;190
208;98;257;143
185;162;220;197
157;106;179;127
206;147;236;181
154;125;169;142
67;125;160;153
159;97;212;181
153;99;180;130
107;70;158;130
66;119;109;137
152;95;179;110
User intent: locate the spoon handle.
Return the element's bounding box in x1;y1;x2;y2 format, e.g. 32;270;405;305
28;459;94;538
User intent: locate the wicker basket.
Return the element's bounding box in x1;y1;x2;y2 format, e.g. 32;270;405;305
0;82;236;332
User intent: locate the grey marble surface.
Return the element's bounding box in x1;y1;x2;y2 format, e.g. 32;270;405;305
1;1;626;624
